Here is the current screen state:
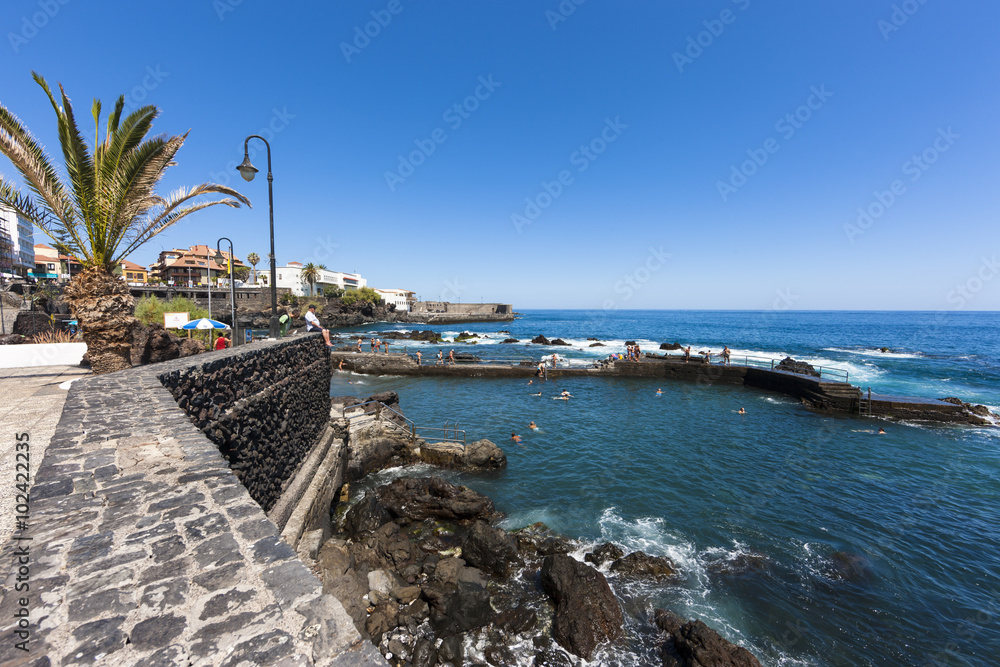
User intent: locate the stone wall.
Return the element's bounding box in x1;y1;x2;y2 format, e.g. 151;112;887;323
0;335;384;666
159;335;332;512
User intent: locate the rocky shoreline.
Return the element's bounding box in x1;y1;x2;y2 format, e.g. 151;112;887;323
315;392;766;666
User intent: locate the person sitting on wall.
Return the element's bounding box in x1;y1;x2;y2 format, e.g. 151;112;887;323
304;305;333;347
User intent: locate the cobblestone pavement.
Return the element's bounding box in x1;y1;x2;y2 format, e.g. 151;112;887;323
0;366;91;546
0;351;384;666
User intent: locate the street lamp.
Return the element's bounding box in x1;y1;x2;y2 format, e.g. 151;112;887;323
216;237;238;346
237;135;280;338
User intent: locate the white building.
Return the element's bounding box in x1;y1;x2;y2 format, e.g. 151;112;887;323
374;289;415;312
0;205;35;279
275;262;367;297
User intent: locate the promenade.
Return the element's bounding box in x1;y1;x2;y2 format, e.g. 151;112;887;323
0;366;91;545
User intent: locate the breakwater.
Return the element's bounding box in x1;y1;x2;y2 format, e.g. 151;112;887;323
0;335;383;666
331;351;995;426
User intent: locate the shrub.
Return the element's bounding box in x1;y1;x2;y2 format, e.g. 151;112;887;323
134;295;209;326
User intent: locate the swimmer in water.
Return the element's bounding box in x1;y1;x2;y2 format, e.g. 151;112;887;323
511;432;523;444
656;388;662;395
738;407;746;415
529;421;538;430
532;391;542;396
560;390;573;398
527;380;533;385
878;427;886;434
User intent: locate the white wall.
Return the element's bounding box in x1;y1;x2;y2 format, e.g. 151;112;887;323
0;343;87;368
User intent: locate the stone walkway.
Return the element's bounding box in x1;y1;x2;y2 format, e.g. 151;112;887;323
0;365;91;546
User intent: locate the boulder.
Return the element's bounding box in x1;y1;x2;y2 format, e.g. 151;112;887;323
610;551;679;580
586;337;600;341
531;335;551;345
625;340;637;346
704;551;769;577
826;551;871;582
493;604;537;635
463;439;507;470
655;609;763;667
501;338;520;344
178;338;204;358
540;554;624;659
773;357;820;377
584;542;625;566
514;522;575;558
660;342;683;350
12;311;52;337
461;521;522;578
375;477;498;522
343;492;392;539
589;342;605;347
423;559;493;637
550;338;572;346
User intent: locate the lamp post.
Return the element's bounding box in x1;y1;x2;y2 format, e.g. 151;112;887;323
207;245;212;320
216;238;238;346
237;135;280;338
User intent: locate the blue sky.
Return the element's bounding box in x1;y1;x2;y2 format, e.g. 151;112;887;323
2;0;998;310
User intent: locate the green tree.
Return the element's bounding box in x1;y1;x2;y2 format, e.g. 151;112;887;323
300;262;320;297
0;74;249;373
341;286;382;306
246;252;259;284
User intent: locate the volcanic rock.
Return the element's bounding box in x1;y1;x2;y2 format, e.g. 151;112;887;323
550;338;572;346
501;338;520;344
589;342;605;347
584;542;625;566
610;551;679;580
540;554;624;659
344;492;392;539
660;342;683;350
375;477;497;522
531;335;551;345
773;357;820;377
461;521;522;578
654;609;763;667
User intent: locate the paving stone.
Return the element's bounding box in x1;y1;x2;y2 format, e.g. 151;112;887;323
124;521;177;544
251;536;297;566
72;476;97;494
31;478;73;501
237;517;276;543
93;464;119;480
68;567;135;598
136;513;161;529
189;610;261;659
211;484;247;505
192;562;245;592
146;644;191;667
199;587;257;620
163;503;206;522
262;560;321;608
225;503;261;520
177;469;231;484
68;590;133;622
138;559;189;586
193;534;242;568
183;512;230;542
130;613;187;651
66;616;127;664
77;550;146;578
150;535;186;564
141;578;189;613
65;531;114;568
148;491;207;513
220;629;297;667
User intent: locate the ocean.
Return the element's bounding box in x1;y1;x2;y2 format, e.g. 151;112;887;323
329;310;1000;666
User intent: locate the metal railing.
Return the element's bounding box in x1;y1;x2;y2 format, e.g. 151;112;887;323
341;400;467;449
408;353;535;367
647;352;851;384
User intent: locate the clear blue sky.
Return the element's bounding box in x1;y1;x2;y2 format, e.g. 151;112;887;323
3;0;998;310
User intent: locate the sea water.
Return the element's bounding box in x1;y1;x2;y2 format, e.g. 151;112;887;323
330;311;1000;666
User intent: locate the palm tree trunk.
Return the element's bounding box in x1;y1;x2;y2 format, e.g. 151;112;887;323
63;267;137;374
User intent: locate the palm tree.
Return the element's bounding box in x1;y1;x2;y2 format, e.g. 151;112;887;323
300;262;319;297
0;73;250;373
246;252;260;285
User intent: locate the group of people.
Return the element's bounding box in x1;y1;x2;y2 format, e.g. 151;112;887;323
680;344;731;364
359;337;392;354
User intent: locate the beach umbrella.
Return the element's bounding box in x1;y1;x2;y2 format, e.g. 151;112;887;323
181;318;230;330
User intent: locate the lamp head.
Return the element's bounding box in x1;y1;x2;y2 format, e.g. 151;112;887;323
237;155;258;182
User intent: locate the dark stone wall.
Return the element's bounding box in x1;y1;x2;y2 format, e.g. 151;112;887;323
158;334;332;511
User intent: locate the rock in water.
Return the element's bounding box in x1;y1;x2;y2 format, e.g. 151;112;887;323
463;439;507;470
584;542;625;566
461;521;523;577
660;342;683;350
773;357;820;377
550;338;572;346
540;554;624;659
531;335;551;345
343;492;392;539
655;609;763;667
609;551;679;580
375;476;498;522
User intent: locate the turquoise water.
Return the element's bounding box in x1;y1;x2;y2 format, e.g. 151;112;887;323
330;311;1000;666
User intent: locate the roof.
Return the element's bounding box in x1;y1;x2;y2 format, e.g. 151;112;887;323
120;259;147;271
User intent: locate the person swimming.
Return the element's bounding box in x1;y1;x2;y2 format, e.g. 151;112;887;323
511;432;523;444
529;421;538;430
560;390;573;398
656;388;662;395
738;407;746;415
532;391;542;396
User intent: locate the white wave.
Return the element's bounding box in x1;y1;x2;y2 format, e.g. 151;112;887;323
823;346;924;360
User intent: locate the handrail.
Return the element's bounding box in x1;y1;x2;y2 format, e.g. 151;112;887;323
341;400;467;450
414;426;467;446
